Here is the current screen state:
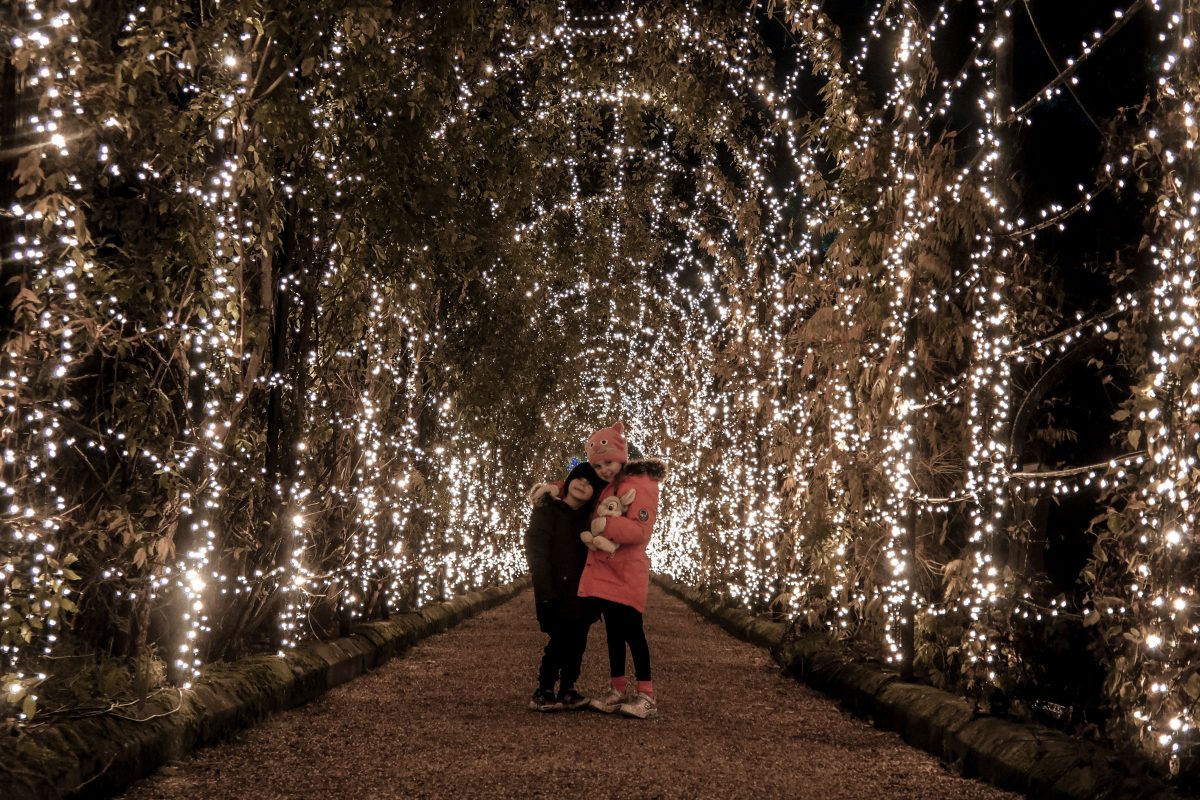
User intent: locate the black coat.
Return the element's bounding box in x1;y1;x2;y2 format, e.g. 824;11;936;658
524;493;591;629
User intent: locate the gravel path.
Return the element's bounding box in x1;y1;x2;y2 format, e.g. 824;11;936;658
118;585;1018;799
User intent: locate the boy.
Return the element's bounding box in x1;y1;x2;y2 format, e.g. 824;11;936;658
524;461;606;710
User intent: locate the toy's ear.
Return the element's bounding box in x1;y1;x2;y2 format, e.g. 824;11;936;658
613;421;625;435
619;488;637;507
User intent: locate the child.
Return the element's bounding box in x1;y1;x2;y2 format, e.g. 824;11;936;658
523;461;606;711
576;422;666;720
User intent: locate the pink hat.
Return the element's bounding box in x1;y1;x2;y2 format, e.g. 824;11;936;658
586;421;629;464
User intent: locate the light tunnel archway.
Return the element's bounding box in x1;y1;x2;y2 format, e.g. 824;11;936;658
3;0;1198;773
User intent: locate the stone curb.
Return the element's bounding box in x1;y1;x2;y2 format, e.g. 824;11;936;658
652;574;1184;800
1;576;531;800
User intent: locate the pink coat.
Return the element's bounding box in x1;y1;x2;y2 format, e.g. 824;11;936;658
576;458;666;614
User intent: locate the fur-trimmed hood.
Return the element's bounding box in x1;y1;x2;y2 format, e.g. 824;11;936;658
621;457;667;481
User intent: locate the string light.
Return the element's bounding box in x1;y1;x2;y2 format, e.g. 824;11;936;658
1112;0;1200;772
2;0;86;719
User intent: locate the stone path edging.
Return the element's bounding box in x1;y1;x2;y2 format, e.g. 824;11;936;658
652;574;1183;800
1;577;530;800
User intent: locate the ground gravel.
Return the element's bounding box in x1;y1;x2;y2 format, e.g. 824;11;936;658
118;585;1019;799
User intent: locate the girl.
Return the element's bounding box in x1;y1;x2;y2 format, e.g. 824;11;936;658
576;422;667;720
524;461;607;711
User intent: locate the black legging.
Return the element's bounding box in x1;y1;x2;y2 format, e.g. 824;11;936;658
538;617;590;692
593;598;651;682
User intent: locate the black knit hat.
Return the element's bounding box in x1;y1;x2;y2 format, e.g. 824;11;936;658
564;461;607;499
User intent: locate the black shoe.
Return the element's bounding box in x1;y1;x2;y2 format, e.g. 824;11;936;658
557;688;589;710
529;688;564;712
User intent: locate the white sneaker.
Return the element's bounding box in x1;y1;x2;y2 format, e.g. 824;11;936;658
589;687;625;713
618;692;658;719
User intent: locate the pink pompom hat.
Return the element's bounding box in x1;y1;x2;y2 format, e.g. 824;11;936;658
585;421;629;464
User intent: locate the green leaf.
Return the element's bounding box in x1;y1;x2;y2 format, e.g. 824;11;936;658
1184;672;1200;701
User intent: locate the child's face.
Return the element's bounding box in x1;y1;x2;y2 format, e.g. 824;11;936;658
566;478;595;503
593;460;621;483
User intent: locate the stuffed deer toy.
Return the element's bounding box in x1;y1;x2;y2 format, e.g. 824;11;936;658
581;488;637;554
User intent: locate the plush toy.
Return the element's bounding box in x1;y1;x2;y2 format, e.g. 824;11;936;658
581;488;636;554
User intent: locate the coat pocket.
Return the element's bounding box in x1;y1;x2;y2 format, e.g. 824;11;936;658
588;557;624;587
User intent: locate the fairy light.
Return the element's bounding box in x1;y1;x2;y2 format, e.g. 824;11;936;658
1118;0;1200;770
2;0;86;718
956;0;1018;698
166;26;253;686
871;7;926;669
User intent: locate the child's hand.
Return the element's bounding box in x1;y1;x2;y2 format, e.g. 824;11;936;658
528;482;559;504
